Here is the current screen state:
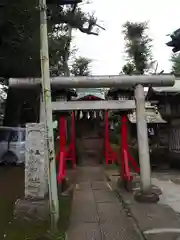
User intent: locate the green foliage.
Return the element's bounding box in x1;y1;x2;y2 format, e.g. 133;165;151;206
49;4;100;35
122;21;153;75
171;53;180;75
0;1;40;77
0;1;102;78
49;24;75;77
71;56;92;76
122;63;135;75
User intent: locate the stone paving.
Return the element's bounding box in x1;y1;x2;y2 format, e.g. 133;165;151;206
152;170;180;213
67;166;141;240
106;169;180;240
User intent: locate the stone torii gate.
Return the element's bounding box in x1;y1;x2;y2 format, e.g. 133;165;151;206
9;75;174;202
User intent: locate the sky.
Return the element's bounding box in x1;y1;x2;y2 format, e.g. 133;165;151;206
72;0;180;75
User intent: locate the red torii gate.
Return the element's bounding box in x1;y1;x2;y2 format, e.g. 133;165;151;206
56;92;139;186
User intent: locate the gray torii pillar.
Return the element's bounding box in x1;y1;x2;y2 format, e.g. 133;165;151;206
39;95;48;195
134;84;159;202
40;95;45;122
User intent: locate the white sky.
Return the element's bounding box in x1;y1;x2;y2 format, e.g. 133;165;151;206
72;0;180;75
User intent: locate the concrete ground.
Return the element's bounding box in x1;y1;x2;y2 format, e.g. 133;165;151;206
152;170;180;213
67;166;142;240
106;168;180;240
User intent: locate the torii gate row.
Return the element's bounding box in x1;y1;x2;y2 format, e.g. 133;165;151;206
9;75;175;198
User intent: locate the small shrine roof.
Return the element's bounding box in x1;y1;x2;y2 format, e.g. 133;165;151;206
151;80;180;93
72;88;105;100
146;80;180;100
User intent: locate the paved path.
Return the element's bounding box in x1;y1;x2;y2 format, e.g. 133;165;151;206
152;170;180;213
106;169;180;240
67;166;141;240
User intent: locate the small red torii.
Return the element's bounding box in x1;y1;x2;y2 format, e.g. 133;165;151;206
56;93;139;187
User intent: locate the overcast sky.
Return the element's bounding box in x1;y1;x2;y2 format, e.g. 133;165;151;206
72;0;180;75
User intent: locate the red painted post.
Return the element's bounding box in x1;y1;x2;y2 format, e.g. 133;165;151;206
57;152;65;184
128;152;140;173
58;116;66;183
59;116;66;154
105;110;109;165
71;111;76;167
60;111;76;167
123;150;131;181
120;114;139;185
121;115;126;180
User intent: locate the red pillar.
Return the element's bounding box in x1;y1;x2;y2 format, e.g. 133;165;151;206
62;111;76;167
105;110;109;165
120;115;139;183
71;111;76;167
57;116;66;183
57;113;77;184
59;116;66;155
121;115;127;180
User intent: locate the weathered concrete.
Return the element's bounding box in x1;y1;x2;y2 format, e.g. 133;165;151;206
152;172;180;213
67;166;141;240
14;198;49;221
14;123;49;221
105;168;180;240
25;123;48;198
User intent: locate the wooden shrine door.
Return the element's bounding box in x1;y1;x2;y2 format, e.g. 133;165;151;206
76;117;104;166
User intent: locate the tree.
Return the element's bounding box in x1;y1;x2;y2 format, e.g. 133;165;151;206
122;21;153;75
48;3;105;76
71;56;92;76
166;28;180;53
121;63;135;75
0;1;104;78
2;1;104;126
171;53;180;75
0;1;40;78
